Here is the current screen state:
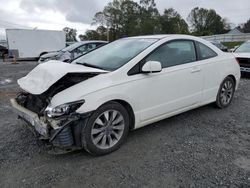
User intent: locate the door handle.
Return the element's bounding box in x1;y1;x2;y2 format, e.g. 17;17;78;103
191;67;201;73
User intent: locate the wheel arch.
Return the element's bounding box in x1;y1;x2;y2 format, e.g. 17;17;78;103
227;74;236;85
103;99;135;130
216;74;236;109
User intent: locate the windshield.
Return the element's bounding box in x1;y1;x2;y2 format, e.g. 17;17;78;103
72;38;158;71
235;42;250;53
61;42;83;52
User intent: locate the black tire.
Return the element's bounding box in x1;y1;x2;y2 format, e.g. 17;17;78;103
216;76;235;109
82;101;130;156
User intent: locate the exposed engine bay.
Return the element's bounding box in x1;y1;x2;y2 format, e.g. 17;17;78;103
16;73;99;115
13;72;101;153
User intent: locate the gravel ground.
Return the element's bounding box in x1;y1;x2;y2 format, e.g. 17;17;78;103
0;60;250;188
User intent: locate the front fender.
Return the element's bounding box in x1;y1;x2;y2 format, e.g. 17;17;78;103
76;91;140;128
76;92;137;114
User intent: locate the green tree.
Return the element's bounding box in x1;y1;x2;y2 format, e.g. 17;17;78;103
63;27;77;42
242;19;250;33
120;0;140;36
160;8;189;34
188;7;229;36
78;30;99;41
101;0;123;40
138;0;161;34
96;26;108;40
78;34;86;41
92;0;161;40
79;26;107;41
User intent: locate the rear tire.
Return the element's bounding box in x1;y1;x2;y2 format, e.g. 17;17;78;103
82;102;130;156
216;76;235;109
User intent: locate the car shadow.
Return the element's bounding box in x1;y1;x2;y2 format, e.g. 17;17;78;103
241;73;250;79
52;103;218;158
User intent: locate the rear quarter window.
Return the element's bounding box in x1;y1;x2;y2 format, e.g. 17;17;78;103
197;42;217;60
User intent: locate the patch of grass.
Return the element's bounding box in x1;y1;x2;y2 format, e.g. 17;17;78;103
222;41;244;49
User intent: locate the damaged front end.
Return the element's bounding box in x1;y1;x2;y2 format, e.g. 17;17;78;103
11;72;100;152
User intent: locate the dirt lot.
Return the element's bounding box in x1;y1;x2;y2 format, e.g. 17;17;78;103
0;60;250;188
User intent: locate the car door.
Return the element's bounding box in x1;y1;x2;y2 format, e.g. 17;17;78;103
129;40;203;123
195;41;220;103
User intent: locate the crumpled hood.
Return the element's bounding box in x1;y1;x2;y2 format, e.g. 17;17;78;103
234;53;250;59
18;61;108;95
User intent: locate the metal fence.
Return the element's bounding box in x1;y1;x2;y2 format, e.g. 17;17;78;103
201;33;250;42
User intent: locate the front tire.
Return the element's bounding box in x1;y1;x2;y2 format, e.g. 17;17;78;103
82;102;130;155
216;76;235;109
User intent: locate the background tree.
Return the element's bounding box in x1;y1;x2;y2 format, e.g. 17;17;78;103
160;8;189;34
79;26;107;41
92;0;162;40
138;0;161;34
63;27;77;42
100;0;123;40
93;0;141;40
188;7;229;36
242;19;250;33
78;34;86;41
120;0;140;36
86;1;232;41
79;31;99;41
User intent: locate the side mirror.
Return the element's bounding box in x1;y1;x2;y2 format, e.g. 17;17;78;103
142;61;162;73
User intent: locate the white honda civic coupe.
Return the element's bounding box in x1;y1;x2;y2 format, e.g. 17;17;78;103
11;35;240;155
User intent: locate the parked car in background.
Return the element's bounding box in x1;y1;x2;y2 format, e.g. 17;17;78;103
234;40;250;75
211;41;228;52
0;44;8;61
38;41;108;63
230;45;240;52
11;35;240;155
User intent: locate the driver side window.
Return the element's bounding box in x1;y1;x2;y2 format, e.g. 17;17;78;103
76;45;87;53
145;40;197;68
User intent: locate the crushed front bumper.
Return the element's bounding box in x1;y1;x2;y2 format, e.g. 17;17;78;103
10;98;49;137
10;98;90;151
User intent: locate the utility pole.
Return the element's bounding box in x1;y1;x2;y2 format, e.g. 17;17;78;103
107;23;110;42
107;27;109;42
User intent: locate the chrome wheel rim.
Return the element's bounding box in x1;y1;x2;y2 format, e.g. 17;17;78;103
91;110;125;149
220;80;234;105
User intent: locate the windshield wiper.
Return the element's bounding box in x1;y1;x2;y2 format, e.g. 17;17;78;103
76;62;107;71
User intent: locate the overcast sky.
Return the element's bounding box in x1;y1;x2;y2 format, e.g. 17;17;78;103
0;0;250;40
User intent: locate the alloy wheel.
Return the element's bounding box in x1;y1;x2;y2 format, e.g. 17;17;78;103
91;110;125;149
220;80;234;105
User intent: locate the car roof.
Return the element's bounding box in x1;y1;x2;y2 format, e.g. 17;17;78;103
124;34;224;55
126;34;206;41
77;40;108;44
128;35;172;39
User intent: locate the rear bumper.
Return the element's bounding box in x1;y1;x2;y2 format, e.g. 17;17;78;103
10;98;48;137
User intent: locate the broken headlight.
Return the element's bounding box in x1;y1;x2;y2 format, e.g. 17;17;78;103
45;100;85;118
